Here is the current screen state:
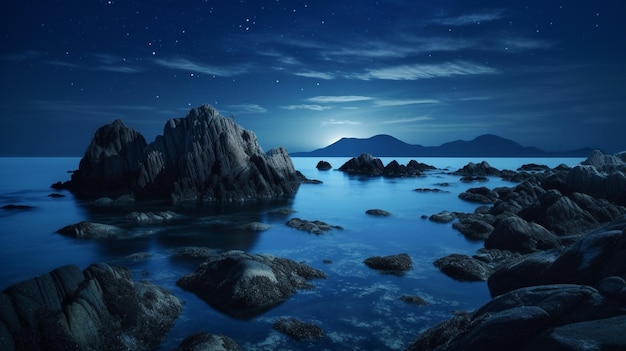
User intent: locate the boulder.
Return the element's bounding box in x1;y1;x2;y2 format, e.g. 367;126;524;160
125;210;178;223
400;295;428;305
174;332;241;351
429;211;455;223
453;161;501;176
337;153;384;176
452;217;494;240
485;216;561;254
407;159;436;173
57;221;126;239
383;160;407;177
176;251;327;319
434;254;491;281
0;263;182;351
285;218;343;234
57;105;304;203
315;160;332;170
363;253;412;274
518;163;550;172
273;317;325;340
566;164;626;205
458;187;498;204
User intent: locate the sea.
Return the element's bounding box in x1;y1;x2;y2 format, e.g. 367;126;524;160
0;156;585;350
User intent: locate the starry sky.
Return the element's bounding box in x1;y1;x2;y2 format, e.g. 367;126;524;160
1;1;625;156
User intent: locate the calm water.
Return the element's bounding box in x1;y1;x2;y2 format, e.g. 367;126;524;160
0;156;584;350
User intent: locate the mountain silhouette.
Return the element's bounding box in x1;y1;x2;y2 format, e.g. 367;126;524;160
290;134;593;157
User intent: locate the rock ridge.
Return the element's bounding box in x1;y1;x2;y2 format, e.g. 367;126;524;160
56;104;304;203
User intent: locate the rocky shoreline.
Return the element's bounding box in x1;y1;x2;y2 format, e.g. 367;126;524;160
4;127;626;349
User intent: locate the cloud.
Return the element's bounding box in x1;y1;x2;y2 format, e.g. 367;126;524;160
280;104;332;111
356;61;498;81
382;116;434;124
432;10;505;26
374;99;440;107
322;119;362;125
307;96;374;103
293;71;335;80
227;104;267;114
154;58;249;77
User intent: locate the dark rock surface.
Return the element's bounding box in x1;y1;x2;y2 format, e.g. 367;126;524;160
485;216;561;254
125;210;178;223
1;204;34;210
315;160;332;170
400;295;428;305
408;283;626;351
0;263;182;351
57;105;304;203
458;186;499;204
363;253;412;274
176;251;327;319
285;218;343;234
453;161;501;177
338;153;384;176
365;209;391;216
434;254;492;281
273;317;325;340
57;221;126;239
429;211;455;223
173;332;241;351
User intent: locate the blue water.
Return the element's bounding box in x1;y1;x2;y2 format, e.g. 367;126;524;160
0;156;584;350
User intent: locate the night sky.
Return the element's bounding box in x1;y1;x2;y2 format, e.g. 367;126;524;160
1;1;625;156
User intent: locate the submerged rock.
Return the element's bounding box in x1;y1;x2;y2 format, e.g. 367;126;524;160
57;221;126;239
57;105;305;203
286;218;343;234
429;211;455;223
400;295;428;305
273;317;325;340
176;251;326;319
365;209;391;216
125;210;178;222
0;263;182;351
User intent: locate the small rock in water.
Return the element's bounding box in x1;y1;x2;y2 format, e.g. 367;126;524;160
316;160;332;170
400;295;428;305
366;209;391;216
273;317;325;340
286;217;343;234
174;332;241;351
364;253;412;274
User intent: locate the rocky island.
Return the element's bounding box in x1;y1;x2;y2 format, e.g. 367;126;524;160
54;105;307;203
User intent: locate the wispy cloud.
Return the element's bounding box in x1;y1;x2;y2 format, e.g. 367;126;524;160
356;61;498;80
280;104;332;111
307;96;374;103
154;58;249;77
382;116;434;124
374;99;440;107
294;71;335;80
228;103;267;114
432;10;506;26
321;119;362;125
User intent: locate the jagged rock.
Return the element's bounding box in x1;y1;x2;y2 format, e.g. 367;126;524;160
407;159;437;173
383;160;407;177
452;217;495;240
174;332;241;351
458;186;498;204
363;253;412;274
0;263;182;351
176;250;326;319
285;218;343;234
365;209;391;216
434;254;491;281
273;317;325;340
408;284;626;351
338;153;384;176
57;221;126;239
57;105;304;203
315;160;332;170
485;216;561;254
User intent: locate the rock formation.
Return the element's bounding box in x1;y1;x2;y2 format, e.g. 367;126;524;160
176;250;326;319
0;263;182;351
337;154;435;177
273;317;325;341
174;332;241;351
285;217;343;234
363;253;412;274
57;105;305;203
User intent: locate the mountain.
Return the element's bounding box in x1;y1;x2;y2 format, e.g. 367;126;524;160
290;134;595;157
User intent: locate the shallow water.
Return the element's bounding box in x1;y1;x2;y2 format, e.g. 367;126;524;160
0;156;584;350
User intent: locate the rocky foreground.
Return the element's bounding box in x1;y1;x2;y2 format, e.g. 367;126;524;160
410;149;626;350
53;105;307;203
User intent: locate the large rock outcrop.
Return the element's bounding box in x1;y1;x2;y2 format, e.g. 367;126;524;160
0;263;182;351
58;105;304;203
176;250;326;319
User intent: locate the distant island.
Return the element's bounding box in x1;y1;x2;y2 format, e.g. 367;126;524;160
290;134;595;157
